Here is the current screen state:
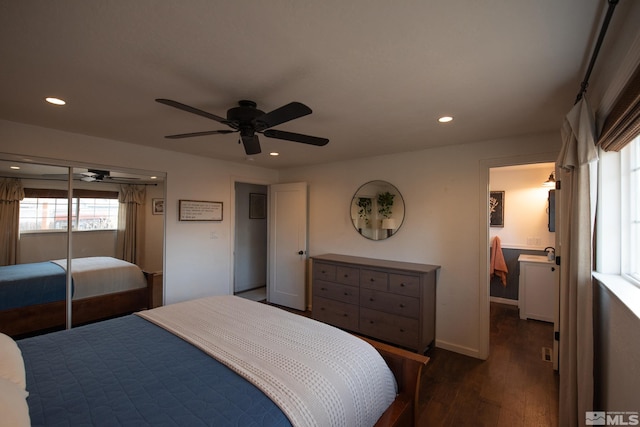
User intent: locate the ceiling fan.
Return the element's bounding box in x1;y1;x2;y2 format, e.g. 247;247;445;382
156;99;329;155
80;169;141;183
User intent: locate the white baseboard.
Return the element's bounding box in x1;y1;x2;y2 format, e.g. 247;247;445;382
490;296;518;306
435;339;486;360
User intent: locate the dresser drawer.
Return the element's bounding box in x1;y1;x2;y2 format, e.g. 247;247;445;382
360;288;420;318
313;262;336;281
360;307;419;349
314;280;359;304
360;269;388;291
312;296;359;331
389;273;420;297
336;266;359;286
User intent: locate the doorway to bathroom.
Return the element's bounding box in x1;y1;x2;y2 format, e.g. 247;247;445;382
488;162;559;369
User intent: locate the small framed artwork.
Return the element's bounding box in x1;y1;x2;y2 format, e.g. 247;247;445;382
152;198;164;215
489;191;504;227
249;193;266;219
179;200;223;221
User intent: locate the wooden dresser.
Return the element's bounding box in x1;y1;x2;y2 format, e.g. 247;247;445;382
311;253;440;353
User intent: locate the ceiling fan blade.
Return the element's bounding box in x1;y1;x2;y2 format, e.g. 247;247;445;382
263;129;329;146
241;134;261;155
156;98;231;125
165;130;236;139
253;102;312;131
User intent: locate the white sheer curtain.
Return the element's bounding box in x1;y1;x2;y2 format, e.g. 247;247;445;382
0;178;24;266
557;97;599;427
116;185;146;265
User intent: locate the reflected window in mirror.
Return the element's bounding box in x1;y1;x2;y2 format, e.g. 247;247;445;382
351;180;405;240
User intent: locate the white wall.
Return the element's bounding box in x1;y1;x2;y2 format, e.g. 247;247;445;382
280;132;561;357
0;119;279;305
489;164;555;250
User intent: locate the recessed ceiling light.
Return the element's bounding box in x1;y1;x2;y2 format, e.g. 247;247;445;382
45;97;66;106
150;176;157;180
438;116;453;123
10;166;20;170
269;152;279;156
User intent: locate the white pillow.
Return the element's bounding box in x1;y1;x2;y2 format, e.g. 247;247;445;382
0;333;26;389
0;378;30;427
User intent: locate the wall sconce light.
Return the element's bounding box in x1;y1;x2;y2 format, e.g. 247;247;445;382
543;172;556;188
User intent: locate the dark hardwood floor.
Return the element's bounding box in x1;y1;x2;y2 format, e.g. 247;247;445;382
418;302;559;426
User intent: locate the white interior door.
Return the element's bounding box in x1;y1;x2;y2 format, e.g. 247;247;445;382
268;182;308;310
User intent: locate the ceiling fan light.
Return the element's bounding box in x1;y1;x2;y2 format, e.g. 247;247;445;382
438;116;453;123
269;152;279;156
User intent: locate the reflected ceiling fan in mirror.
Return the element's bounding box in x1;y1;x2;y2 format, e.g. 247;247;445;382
79;169;142;183
156;99;329;155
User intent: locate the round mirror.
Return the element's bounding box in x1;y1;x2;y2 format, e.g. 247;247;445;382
350;180;405;240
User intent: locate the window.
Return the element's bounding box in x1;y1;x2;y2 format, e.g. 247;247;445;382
19;189;119;232
622;135;640;283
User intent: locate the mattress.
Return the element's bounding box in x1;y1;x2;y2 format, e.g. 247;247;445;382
0;262;68;310
18;315;291;427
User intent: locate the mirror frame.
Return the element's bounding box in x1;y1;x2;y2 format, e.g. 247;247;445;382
350;180;405;240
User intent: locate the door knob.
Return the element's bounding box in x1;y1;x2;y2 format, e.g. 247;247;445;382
298;250;304;255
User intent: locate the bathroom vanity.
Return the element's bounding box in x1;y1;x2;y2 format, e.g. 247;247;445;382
518;254;558;322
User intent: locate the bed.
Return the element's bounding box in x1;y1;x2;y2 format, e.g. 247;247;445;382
3;296;428;427
0;256;153;337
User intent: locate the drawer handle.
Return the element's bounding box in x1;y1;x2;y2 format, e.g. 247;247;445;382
399;328;405;333
321;270;326;274
370;278;375;282
369;320;374;324
343;292;349;296
369;298;375;302
320;307;325;311
344;274;349;278
321;287;327;291
399;303;405;308
400;283;406;287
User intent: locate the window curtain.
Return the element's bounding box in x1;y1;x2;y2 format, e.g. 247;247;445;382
597;63;640;152
557;97;599;427
116;185;146;265
0;178;24;266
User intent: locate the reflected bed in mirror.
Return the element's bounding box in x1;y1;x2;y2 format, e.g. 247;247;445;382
0;157;165;336
350;180;405;240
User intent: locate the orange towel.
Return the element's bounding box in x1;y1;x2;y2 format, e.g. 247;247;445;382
490;236;508;286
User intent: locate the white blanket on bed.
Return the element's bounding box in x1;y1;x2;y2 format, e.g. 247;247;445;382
51;257;146;300
137;296;397;427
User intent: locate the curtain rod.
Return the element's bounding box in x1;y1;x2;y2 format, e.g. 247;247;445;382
575;0;619;104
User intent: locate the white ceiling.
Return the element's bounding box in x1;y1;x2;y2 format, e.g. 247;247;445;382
0;1;613;169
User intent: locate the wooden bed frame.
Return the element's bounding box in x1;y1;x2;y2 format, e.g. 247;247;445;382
0;271;158;337
362;336;429;427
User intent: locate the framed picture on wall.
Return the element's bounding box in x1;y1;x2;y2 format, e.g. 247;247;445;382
152;198;164;215
249;193;266;219
489;191;504;227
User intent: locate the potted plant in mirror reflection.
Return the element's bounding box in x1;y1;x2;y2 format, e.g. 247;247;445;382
377;191;394;218
356;197;372;231
378;191;396;237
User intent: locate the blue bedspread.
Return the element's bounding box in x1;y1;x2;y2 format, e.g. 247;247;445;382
18;315;291;427
0;262;68;310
